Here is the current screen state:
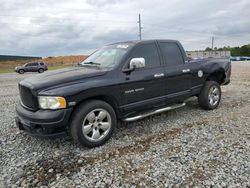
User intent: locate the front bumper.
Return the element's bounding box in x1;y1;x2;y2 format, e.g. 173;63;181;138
16;102;73;137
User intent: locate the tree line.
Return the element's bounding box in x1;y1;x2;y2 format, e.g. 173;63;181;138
205;44;250;56
0;55;42;62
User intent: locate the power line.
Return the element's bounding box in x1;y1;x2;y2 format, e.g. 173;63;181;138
0;21;136;28
0;3;139;16
0;15;136;24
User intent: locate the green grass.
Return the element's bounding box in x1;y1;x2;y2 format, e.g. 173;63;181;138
0;69;14;73
47;65;71;70
0;65;70;74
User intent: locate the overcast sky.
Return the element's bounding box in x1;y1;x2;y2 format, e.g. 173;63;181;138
1;0;250;56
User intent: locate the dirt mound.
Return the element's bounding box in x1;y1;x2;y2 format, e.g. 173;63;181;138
0;55;88;69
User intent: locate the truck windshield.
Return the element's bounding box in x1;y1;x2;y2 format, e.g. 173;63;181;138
80;44;132;68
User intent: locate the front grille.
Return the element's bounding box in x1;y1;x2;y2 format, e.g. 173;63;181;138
19;84;38;110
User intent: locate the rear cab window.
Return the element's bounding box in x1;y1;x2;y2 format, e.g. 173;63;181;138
159;42;184;67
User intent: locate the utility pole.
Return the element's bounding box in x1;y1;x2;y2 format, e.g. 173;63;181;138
211;36;214;50
138;13;142;40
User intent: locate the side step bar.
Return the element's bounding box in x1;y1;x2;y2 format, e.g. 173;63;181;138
123;103;186;122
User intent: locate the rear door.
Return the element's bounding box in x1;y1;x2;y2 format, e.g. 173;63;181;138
158;42;193;102
119;42;166;112
32;62;39;71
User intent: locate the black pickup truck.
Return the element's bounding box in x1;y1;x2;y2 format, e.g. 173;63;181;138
16;40;231;147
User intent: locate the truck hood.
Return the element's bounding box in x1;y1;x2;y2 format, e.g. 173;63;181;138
20;66;108;91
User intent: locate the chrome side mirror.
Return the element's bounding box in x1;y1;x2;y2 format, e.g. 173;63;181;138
129;58;145;70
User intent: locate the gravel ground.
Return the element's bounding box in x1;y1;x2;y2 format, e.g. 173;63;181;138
0;62;249;187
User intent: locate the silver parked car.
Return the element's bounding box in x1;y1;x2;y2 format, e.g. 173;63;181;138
15;62;48;74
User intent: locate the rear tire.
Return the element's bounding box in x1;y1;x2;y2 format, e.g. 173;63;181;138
198;81;221;110
38;68;44;73
70;100;116;148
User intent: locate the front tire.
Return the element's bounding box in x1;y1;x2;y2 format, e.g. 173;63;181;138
18;69;25;74
198;81;221;110
70;100;116;148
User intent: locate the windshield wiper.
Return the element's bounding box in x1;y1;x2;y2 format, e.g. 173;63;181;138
83;61;101;65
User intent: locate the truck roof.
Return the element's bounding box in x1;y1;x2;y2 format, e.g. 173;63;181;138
110;39;180;45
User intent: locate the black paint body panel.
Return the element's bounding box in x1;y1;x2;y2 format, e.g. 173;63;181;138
16;40;231;136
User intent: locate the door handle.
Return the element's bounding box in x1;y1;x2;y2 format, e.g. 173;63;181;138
154;73;165;78
182;69;190;73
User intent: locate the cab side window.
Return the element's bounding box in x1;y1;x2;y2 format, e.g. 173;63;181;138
159;42;184;67
130;43;160;68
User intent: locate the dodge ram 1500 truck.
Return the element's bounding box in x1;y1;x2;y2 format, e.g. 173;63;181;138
16;40;231;147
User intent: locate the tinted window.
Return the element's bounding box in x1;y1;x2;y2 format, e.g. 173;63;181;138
159;42;184;67
130;43;160;68
27;63;38;66
40;62;44;65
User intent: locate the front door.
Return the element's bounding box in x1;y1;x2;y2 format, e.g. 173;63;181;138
119;42;166;113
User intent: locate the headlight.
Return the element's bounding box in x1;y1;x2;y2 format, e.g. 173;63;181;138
38;96;66;109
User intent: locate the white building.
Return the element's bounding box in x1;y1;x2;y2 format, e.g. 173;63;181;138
186;51;231;59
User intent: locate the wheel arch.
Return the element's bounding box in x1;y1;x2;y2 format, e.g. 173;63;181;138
69;95;121;124
206;68;226;85
18;69;25;72
38;67;44;71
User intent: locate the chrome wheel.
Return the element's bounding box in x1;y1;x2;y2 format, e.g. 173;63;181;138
82;109;112;142
208;86;220;106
